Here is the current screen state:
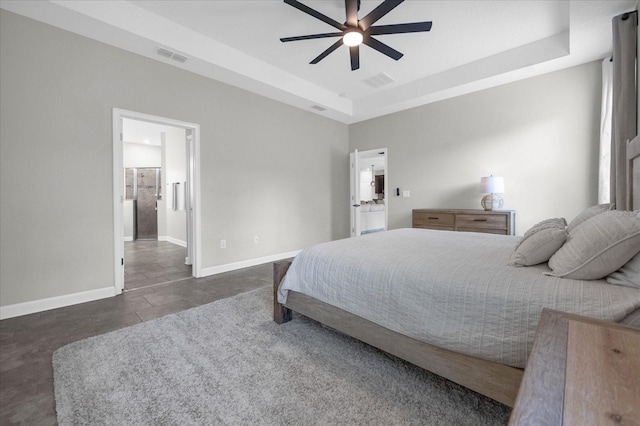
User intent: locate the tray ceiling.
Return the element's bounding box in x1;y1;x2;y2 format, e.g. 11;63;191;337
1;0;636;123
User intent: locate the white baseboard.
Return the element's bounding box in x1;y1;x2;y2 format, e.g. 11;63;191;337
0;286;116;320
158;236;187;247
124;236;185;246
0;250;299;319
198;250;301;278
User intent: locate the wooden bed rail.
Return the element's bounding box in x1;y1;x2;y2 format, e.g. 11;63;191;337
272;259;523;407
273;260;292;324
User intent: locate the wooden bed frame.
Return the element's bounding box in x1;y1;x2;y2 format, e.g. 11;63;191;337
272;261;523;407
273;135;640;408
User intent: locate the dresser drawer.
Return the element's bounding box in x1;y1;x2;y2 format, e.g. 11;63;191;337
457;227;507;235
456;214;507;231
413;212;455;229
412;209;515;235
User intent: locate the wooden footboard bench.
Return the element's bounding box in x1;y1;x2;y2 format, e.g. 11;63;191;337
273;260;524;407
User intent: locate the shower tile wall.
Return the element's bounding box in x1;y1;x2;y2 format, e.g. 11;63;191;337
136;169;158;240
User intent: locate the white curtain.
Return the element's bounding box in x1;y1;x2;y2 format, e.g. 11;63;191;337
599;58;613;204
610;11;638;210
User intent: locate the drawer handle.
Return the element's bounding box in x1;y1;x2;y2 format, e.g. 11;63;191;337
428;217;439;220
473;219;488;222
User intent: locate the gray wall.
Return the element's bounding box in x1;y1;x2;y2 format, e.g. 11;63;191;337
0;10;349;306
350;61;602;234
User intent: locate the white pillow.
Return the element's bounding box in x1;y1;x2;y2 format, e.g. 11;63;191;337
606;252;640;288
566;203;614;233
509;218;567;267
547;211;640;280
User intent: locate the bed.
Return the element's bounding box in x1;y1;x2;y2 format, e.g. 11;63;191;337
273;136;640;407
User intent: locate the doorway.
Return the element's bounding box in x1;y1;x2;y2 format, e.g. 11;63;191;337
123;119;190;290
350;148;388;237
113;109;201;294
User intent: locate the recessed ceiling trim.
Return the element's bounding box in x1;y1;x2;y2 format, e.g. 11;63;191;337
1;0;634;124
353;31;571;120
15;0;353;119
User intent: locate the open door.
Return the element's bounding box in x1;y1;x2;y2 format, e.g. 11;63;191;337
350;148;388;237
185;129;194;266
114;117;125;293
350;149;361;237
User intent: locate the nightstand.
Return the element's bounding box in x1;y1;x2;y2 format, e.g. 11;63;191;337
412;209;515;235
509;310;640;425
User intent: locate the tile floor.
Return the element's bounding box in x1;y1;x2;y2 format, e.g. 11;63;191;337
124;240;193;290
0;247;274;425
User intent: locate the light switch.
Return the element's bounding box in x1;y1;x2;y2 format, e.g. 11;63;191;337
403;190;410;198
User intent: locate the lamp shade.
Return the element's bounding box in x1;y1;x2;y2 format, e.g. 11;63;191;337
480;176;504;194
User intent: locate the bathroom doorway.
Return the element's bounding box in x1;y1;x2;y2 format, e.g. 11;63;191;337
350;148;388;237
113;109;201;294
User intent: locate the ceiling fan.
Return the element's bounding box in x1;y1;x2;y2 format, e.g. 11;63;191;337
280;0;432;71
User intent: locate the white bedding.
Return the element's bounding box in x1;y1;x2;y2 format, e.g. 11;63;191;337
278;228;640;368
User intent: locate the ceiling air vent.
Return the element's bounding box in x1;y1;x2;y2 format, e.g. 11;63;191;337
311;105;326;112
157;48;173;58
362;72;396;89
172;54;188;63
156;47;188;63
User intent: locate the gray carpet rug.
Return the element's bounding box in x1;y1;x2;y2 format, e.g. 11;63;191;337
53;287;510;425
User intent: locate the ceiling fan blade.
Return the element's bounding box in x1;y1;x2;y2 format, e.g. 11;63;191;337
345;0;358;27
363;36;403;60
280;32;343;42
359;0;404;30
349;45;360;70
284;0;346;31
368;21;432;36
310;39;344;64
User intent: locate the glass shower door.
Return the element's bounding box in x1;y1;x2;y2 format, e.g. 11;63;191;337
136;168;159;240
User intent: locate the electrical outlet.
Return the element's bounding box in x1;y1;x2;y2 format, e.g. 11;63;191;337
254;236;259;244
220;239;226;249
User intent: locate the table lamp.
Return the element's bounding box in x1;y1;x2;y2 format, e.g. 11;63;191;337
480;175;504;211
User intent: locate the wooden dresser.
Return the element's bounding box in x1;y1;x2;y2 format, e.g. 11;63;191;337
509;310;640;425
412;209;515;235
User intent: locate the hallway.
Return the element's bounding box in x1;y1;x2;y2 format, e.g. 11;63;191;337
125;241;192;290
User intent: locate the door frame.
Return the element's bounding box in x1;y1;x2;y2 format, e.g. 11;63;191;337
112;108;202;294
350;149;361;237
350;148;388;237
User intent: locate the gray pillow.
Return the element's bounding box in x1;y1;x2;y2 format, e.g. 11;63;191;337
509;218;567;266
606;252;640;288
566;203;614;233
547;210;640;280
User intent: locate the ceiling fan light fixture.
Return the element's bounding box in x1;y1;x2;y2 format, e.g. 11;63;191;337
280;0;432;70
343;30;363;47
